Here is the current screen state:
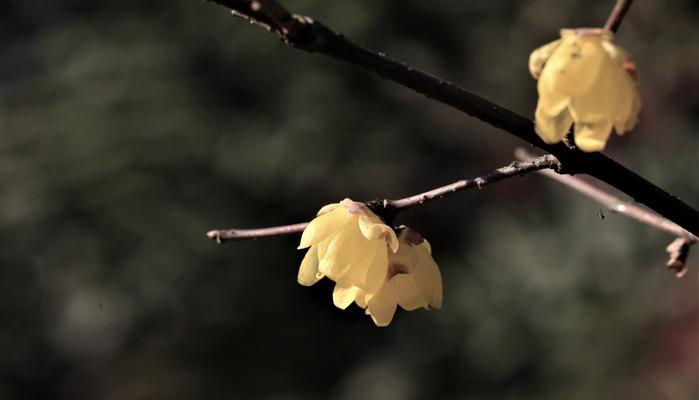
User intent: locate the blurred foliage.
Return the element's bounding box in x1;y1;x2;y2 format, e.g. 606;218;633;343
0;0;697;399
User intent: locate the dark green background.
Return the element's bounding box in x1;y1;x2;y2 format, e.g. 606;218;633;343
1;1;697;399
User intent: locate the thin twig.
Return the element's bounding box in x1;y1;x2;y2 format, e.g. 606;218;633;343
207;155;559;243
604;0;634;32
538;169;695;241
516;149;697;242
516;148;696;276
204;0;699;236
384;154;559;210
207;222;309;243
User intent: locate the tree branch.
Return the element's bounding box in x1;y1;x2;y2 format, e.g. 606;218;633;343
207;155;559;243
516;148;696;277
604;0;634;32
204;0;699;236
207;222;309;243
380;155;560;211
516;149;697;242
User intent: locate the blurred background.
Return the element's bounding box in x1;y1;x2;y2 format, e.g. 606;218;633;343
0;0;697;399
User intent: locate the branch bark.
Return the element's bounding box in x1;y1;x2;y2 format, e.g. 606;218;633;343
604;0;635;32
207;155;560;243
204;0;699;236
207;222;309;243
516;149;697;242
516;148;696;277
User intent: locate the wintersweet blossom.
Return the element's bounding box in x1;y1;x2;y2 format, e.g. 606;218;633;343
529;28;641;152
297;199;399;304
356;228;443;327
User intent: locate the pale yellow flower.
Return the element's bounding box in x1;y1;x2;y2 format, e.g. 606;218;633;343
355;228;443;327
297;199;399;303
530;28;641;152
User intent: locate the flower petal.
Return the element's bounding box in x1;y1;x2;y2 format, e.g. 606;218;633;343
358;215;389;239
537;75;570;117
297;245;322;286
358;215;399;253
540;33;606;97
298;206;352;249
529;39;562;79
362;241;389;297
421;239;432;255
366;282;398;327
535;102;573;144
355;289;368;309
567;53;627;124
410;244;443;309
573;120;613;152
393;275;427;311
318;225;363;280
624;85;641;132
332;280;361;310
316;202;341;216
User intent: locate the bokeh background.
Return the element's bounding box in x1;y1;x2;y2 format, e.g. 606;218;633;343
1;0;697;399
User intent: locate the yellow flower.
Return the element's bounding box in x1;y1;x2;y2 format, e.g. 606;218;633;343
297;199;399;304
530;28;641;152
356;228;443;327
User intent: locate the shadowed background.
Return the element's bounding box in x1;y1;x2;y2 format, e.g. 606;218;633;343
0;1;697;399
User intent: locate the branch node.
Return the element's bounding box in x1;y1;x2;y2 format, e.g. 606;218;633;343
666;238;692;278
207;230;223;244
206;0;698;236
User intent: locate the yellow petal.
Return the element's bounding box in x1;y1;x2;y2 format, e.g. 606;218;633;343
332;280;361;310
361;241;389;297
318;225;363;280
298;206;351;249
358;215;399;253
411;246;443;309
568;54;627;124
601;40;639;83
421;239;432;255
610;71;634;133
387;229;399;253
393;275;427;311
535;102;573;144
357;215;384;239
365;282;398;327
316;202;341;216
573;120;613;152
540;33;606;97
315;236;331;261
355;289;368;309
297;245;323;286
529;39;562;79
537;73;570;117
624;85;641;132
334;234;377;289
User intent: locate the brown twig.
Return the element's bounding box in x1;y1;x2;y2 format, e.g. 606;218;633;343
383;155;560;211
516;148;696;277
515;150;697;242
204;0;699;236
207;155;560;243
604;0;635;32
207;222;309;243
665;238;692;278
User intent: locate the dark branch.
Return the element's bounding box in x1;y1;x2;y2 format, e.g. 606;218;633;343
204;0;699;236
604;0;634;32
207;155;559;243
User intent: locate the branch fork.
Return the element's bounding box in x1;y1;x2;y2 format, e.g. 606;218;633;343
203;0;695;273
